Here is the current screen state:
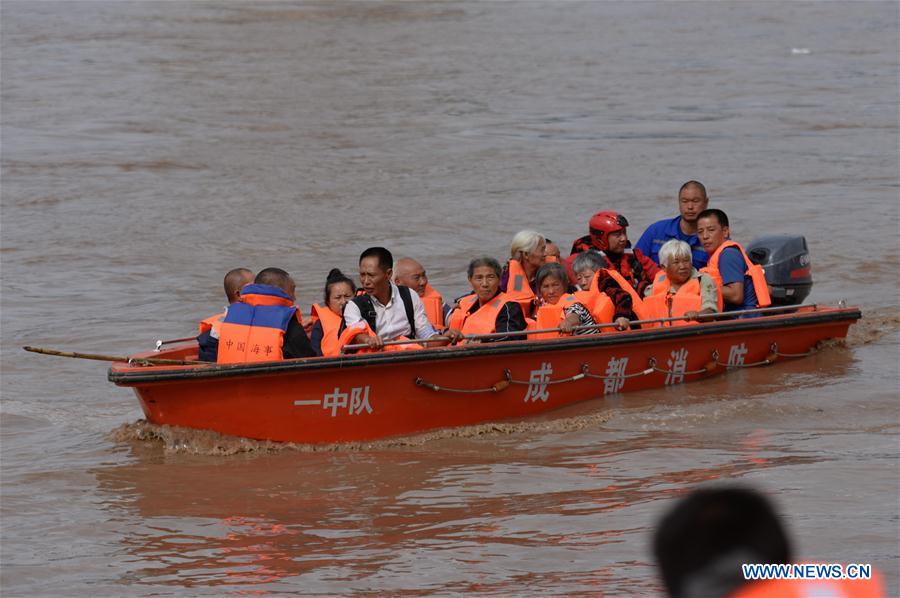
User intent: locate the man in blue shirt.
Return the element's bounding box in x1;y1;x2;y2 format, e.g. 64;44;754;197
635;180;709;269
696;209;758;312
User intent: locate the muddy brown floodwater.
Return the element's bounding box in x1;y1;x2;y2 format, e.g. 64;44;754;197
2;1;898;595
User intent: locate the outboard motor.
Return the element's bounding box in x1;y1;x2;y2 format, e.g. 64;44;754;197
746;235;812;305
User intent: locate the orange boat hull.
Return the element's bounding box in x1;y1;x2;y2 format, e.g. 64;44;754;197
109;306;859;444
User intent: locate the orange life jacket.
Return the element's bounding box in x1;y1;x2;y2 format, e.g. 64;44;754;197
643;272;703;327
420;284;445;329
337;320;421;353
591;268;650;321
217;284;299;364
338;320;425;355
701;240;772;311
309;303;343;357
528;294;598;340
448;293;513;337
573;288;615;326
198;311;225;335
730;571;885;598
505;259;537;317
337;320;373;352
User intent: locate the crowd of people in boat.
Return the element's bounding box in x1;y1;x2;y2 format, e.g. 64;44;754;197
197;180;771;363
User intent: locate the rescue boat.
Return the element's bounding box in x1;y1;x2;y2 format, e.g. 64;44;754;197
108;304;860;444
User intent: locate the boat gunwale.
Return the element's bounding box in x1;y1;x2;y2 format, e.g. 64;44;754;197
108;307;860;385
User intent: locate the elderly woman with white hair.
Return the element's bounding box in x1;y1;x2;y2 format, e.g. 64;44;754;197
500;230;546;317
643;239;718;326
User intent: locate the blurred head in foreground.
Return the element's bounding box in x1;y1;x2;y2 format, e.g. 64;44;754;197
653;487;791;598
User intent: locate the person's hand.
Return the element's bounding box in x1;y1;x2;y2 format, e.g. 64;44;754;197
363;334;384;350
614;317;631;331
684;310;699;322
443;328;465;344
558;313;581;335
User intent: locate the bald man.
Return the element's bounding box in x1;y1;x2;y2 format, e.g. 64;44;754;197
635;180;710;269
394;258;451;330
197;267;255;361
223;267;255;304
215;267;315;362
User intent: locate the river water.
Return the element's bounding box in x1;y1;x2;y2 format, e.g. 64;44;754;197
2;1;898;595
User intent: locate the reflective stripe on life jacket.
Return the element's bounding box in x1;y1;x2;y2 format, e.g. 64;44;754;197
643;272;702;327
310;303;343;357
506;259;537;317
421;284;445;329
448;293;511;338
591;268;650;321
198;311;226;335
729;570;885;598
217;284;298;364
701;240;772;310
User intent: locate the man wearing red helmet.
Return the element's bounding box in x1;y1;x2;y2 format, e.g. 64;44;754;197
568;211;661;296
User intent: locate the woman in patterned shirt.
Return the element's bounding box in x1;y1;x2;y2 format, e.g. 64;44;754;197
535;263;597;335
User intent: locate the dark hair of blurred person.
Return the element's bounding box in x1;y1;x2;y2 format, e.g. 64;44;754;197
653;487;791;598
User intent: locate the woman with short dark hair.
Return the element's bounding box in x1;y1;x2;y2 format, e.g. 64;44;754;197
309;269;356;356
447;256;527;342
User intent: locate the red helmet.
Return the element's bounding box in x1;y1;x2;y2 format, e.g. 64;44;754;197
588;211;629;251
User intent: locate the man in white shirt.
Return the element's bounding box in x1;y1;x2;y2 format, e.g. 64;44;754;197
342;247;463;350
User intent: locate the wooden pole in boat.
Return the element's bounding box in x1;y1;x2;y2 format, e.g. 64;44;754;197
339;303;820;351
22;346;205;366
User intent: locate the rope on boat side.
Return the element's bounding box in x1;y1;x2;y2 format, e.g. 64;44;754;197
709;343;813;368
647;357;712;376
714;358;773;368
711;349;774;368
504;365;589;385
414;377;511;394
414;342;816;394
416;362;660;393
769;342;817;358
581;363;656;380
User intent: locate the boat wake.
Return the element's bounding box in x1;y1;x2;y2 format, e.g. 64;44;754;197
110;411;615;455
845;305;899;346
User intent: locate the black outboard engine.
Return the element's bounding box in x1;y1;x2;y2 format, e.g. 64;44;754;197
746;235;812;305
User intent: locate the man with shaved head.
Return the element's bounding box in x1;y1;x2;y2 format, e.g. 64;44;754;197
635;180;710;269
197;267;255;361
394;257;451;330
214;267;315;363
223;267;254;304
